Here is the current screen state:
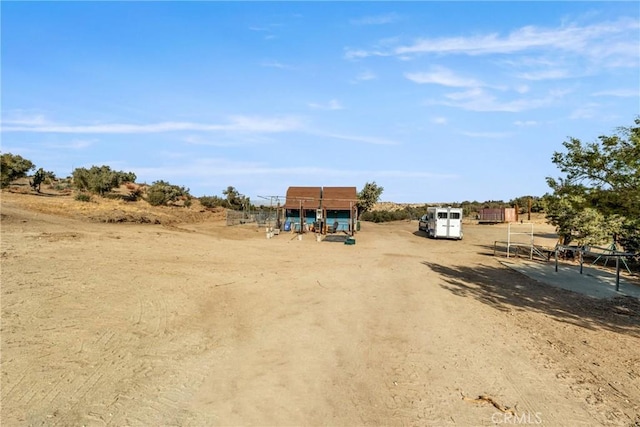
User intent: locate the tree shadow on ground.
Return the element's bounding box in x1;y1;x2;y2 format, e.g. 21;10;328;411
422;261;640;337
8;189;63;198
28;192;60;198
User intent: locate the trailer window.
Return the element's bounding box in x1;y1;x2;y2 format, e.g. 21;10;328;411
450;212;461;219
437;212;448;219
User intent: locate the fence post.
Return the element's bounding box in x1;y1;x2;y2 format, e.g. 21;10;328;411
616;256;620;292
579;249;583;275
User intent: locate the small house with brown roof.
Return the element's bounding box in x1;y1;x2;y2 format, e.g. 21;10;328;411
282;186;322;232
281;186;358;234
321;186;358;233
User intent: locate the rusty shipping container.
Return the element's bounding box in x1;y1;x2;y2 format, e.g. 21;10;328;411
478;208;517;223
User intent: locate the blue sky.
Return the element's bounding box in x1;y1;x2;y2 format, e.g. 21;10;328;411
2;1;639;203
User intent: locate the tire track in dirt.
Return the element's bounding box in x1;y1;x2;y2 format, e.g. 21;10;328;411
50;294;211;426
1;218;220;425
38;305;214;426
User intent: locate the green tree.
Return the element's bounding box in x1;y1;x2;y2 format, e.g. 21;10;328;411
1;153;35;188
222;186;248;210
72;165;137;195
509;195;544;214
146;180;191;206
199;195;226;209
29;168;46;192
543;193;623;246
357;181;384;217
360;209;411;223
546;118;640;251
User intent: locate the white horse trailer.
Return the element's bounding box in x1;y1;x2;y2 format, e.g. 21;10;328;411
423;206;463;240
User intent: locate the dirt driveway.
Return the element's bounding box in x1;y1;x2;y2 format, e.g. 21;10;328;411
2;192;639;426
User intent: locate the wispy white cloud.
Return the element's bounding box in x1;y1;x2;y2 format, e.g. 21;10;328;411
344;48;389;60
1;116;304;134
249;23;283;32
2;112;52;126
308;99;344;110
345;17;640;66
46;139;96;149
430;87;567;112
591;88;638;97
135;159;455;181
350;13;400;26
499;56;558;68
260;60;294;69
344;37;400;60
548;88;574;98
443;88;484;101
431;117;448;125
502;56;580;81
248;23;281;41
516;69;572;80
569;103;601;119
405;66;484;88
354;70;377;82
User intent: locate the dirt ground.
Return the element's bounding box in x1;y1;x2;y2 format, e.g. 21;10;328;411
1;189;639;426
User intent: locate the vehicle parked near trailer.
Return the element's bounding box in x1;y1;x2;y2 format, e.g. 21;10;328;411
419;206;463;240
418;214;429;232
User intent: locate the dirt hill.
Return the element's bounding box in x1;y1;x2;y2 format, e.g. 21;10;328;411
3;180;226;225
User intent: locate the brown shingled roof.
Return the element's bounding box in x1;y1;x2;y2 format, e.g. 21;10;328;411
322;187;358;210
283;187;322;209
